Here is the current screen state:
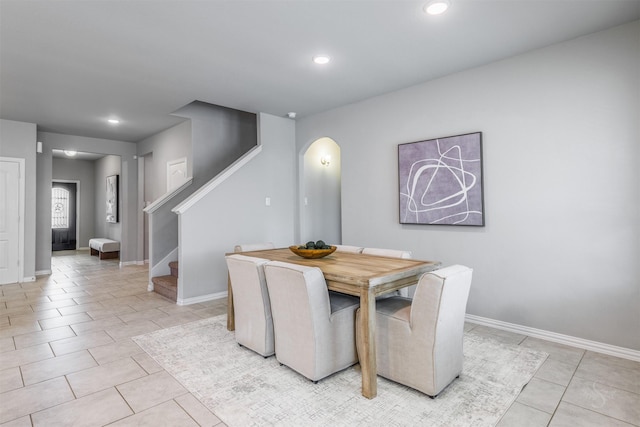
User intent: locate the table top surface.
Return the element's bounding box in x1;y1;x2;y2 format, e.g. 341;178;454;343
234;247;441;288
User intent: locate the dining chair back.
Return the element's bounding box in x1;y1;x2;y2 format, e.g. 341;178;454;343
264;261;360;382
234;242;275;252
225;254;274;357
362;247;412;259
359;264;473;397
333;244;364;253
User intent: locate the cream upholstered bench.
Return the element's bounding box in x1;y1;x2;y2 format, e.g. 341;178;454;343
89;238;120;260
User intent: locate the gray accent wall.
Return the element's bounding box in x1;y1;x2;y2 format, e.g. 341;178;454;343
295;21;640;350
172;101;257;189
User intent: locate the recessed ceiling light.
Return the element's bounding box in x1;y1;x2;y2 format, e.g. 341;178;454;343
424;0;450;15
64;150;77;157
107;118;120;125
312;55;331;65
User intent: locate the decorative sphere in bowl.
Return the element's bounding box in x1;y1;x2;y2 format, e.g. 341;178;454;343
289;245;336;259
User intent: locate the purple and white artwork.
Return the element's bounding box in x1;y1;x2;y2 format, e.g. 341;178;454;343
399;132;484;226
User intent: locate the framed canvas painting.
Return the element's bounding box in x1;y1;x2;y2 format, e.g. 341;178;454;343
398;132;484;226
106;174;119;223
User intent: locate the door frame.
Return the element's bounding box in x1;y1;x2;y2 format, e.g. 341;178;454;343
51;179;80;250
1;157;25;283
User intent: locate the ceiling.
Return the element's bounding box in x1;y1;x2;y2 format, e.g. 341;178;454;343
51;149;104;161
1;0;639;143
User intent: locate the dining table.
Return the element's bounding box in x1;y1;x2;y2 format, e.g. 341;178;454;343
226;247;441;399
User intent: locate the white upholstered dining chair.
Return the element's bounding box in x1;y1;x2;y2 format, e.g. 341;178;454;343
358;264;473;397
361;247;412;259
225;254;274;357
264;261;360;382
332;244;364;253
234;242;275;252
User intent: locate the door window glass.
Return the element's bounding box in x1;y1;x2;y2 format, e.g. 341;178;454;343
52;187;69;229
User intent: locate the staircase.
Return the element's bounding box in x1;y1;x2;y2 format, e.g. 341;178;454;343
151;261;178;301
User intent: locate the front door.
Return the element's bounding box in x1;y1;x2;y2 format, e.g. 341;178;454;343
51;182;77;251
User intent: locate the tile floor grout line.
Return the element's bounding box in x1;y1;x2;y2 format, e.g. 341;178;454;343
545;350;585;425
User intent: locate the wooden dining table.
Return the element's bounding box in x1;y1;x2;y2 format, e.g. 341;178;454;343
226;247;441;399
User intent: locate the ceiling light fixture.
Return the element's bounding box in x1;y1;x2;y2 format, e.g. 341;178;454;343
107;118;120;125
424;0;450;15
64;150;77;157
312;55;331;65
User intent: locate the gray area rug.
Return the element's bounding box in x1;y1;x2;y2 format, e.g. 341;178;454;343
133;315;547;426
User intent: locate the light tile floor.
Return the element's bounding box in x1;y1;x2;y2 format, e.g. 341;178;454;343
1;250;638;426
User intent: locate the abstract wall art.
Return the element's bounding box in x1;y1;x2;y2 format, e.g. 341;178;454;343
106;174;119;223
399;132;484;226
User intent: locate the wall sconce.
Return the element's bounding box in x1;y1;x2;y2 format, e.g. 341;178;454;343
320;155;331;167
36;141;43;154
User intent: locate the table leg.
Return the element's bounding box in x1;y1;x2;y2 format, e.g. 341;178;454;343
359;288;377;399
227;273;235;331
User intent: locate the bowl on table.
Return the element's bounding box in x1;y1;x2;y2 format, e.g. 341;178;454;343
289;245;337;259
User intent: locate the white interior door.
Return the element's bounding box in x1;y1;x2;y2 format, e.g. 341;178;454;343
0;160;21;284
167;157;188;192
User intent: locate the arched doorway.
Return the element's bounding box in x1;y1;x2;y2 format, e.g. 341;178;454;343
301;137;342;244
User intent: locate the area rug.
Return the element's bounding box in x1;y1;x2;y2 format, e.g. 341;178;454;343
133;315;547;427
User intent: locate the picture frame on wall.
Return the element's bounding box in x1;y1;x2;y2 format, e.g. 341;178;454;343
106;174;119;223
398;132;484;226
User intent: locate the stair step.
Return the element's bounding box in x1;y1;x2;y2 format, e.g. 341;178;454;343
152;275;177;301
169;261;179;278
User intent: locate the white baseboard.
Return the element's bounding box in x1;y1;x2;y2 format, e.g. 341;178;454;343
35;270;52;276
22;276;36;282
178;291;227;306
466;314;640;362
119;260;139;267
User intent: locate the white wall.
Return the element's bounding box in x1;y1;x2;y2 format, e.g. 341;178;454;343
296;21;640;350
178;113;296;301
0;119;37;280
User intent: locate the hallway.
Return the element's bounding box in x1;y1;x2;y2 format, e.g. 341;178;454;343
1;250;227;425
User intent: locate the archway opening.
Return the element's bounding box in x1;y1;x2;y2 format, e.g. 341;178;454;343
301;137;342;245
